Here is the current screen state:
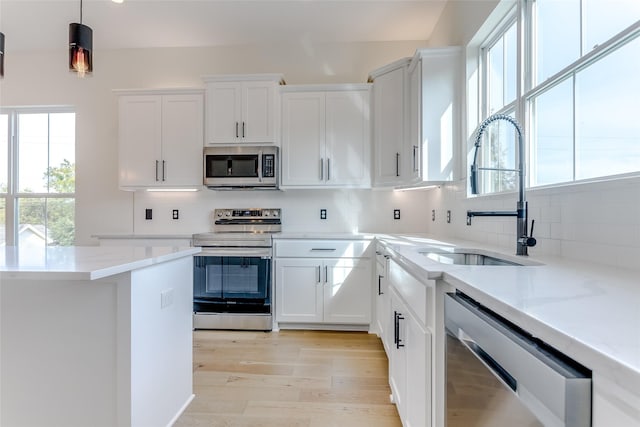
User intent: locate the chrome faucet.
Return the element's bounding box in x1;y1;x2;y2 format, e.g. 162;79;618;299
466;113;536;256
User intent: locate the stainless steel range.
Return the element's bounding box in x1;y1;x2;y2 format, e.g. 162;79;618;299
192;208;281;331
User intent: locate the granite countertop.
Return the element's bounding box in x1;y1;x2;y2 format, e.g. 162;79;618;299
377;233;640;396
0;246;201;280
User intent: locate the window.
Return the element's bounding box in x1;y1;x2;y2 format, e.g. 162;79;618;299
0;108;75;248
472;0;640;194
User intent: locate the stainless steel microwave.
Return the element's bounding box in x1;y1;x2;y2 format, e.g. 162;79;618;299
203;145;279;190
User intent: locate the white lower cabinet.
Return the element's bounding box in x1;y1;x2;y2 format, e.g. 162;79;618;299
275;258;372;325
274;239;373;328
375;247;392;352
389;286;431;427
385;258;434;427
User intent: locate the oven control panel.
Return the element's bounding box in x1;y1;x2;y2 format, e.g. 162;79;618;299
214;208;280;219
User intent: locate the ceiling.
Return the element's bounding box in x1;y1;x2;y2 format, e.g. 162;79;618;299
0;0;448;52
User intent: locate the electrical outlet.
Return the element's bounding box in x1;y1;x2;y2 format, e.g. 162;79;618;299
447;210;451;223
145;209;152;220
432;210;435;221
393;209;401;220
160;288;174;309
320;209;327;220
172;209;179;220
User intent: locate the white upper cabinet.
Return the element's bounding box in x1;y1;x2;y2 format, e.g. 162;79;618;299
280;85;371;189
370;59;409;187
117;89;204;190
408;47;461;184
203;74;283;145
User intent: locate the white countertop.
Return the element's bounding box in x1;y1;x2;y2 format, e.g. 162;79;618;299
378;233;640;395
0;246;201;280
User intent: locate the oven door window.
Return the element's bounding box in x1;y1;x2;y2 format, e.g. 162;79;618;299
205;155;258;178
194;256;270;300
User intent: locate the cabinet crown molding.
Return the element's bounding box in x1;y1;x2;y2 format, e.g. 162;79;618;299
202;73;285;84
367;58;411;81
280;83;371;93
112;88;204;96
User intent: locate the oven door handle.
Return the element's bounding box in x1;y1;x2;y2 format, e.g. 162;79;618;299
196;247;272;258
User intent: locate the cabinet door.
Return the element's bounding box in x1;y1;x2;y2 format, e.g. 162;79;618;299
206;82;241;144
323;258;372;324
405;315;430;427
389;289;407;419
242;81;276;143
373;67;405;186
281;92;325;186
325;91;371;187
375;268;391;352
118;95;162;187
161;94;204;186
406;63;422;182
275;259;323;323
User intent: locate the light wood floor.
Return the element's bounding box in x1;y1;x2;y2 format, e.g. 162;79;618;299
174;330;402;427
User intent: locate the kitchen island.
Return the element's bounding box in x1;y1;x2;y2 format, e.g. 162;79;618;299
0;245;200;427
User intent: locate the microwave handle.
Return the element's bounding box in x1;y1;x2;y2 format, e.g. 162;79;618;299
258;150;263;182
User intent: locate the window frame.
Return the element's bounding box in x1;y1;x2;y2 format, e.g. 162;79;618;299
0;106;76;247
470;0;640;196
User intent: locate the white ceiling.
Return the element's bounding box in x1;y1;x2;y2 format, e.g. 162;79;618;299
0;0;448;52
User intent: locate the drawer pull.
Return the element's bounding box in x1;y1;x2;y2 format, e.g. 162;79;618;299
310;248;337;252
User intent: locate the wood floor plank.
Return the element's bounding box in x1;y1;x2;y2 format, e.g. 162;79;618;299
175;330;400;426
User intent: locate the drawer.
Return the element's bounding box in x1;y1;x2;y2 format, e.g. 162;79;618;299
275;239;372;258
388;259;434;327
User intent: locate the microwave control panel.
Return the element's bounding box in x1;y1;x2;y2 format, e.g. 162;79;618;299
262;154;275;178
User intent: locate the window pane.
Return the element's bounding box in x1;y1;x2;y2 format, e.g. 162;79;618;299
575;37;640;180
49;113;75;194
583;0;640;52
504;23;518;105
18;114;49;193
0;114;8;192
478;115;518;193
18;197;75;247
487;22;518;114
531;79;574;186
488;37;505;114
534;0;580;84
47;198;75;246
18;198;46;249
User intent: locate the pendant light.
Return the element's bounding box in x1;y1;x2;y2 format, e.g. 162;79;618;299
69;0;92;77
0;32;5;78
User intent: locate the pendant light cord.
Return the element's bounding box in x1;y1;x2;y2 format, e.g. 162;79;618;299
80;0;83;24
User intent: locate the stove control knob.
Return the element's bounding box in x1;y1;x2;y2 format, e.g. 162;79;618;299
225;211;231;217
272;210;279;217
264;211;270;217
217;211;223;217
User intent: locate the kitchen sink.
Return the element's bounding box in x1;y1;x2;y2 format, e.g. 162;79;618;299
418;248;537;266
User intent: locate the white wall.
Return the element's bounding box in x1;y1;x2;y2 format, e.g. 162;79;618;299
0;41;428;244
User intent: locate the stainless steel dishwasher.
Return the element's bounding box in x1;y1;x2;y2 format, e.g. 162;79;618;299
445;291;591;427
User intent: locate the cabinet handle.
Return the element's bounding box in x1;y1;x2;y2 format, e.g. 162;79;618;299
393;311;399;345
242;122;245;138
155;160;159;181
396;312;405;349
378;275;384;295
162;160;166;181
413;145;419;172
327;158;331;181
316;266;321;283
324;265;328;283
320;158;324;181
396;153;400;177
311;248;336;252
236;122;239;138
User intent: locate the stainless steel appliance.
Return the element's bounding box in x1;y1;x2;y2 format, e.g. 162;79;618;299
192;208;281;330
203;145;278;190
445;291;591;427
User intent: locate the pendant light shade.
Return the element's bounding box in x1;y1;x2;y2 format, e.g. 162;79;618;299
0;32;5;78
69;0;92;77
